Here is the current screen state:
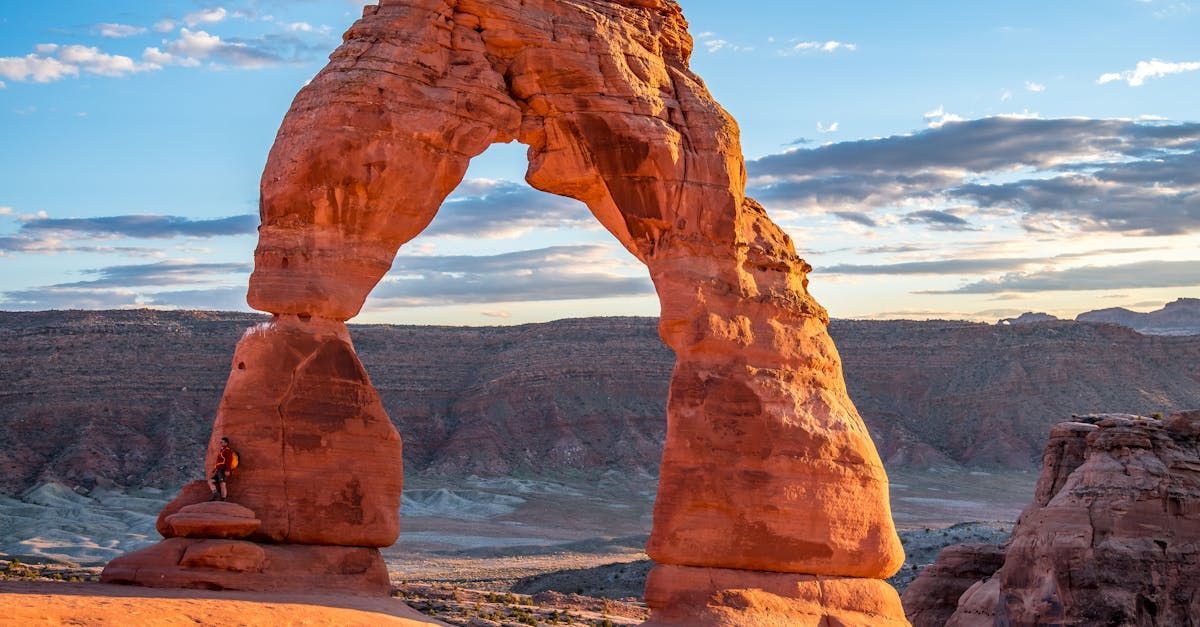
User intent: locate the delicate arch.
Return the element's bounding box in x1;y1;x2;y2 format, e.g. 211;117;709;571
107;2;908;624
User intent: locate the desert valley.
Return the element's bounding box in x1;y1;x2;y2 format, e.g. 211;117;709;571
2;306;1199;624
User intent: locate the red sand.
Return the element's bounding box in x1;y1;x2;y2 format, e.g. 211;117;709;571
0;581;444;626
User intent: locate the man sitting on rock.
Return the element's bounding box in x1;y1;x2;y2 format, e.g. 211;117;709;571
207;437;237;501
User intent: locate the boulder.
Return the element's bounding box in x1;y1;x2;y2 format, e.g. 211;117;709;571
101;538;390;596
164;501;261;540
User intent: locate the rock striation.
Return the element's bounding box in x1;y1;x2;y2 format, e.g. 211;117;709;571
104;0;904;620
904;412;1200;626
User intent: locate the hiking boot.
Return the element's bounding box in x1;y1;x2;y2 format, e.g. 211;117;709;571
210;491;221;501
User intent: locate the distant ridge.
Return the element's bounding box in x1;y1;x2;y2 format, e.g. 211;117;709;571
1076;298;1200;336
2;310;1199;494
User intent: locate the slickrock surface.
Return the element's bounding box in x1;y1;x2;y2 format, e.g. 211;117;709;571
3;312;1199;495
163;501;260;540
0;581;442;626
906;412;1200;626
235;0;905;621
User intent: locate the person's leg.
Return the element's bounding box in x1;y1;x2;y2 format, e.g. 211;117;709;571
218;479;227;501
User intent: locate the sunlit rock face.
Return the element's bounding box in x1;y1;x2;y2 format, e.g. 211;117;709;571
907;413;1200;626
104;0;905;619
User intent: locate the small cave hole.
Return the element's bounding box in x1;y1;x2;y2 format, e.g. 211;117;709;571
298;313;312;323
281;257;289;269
237;362;246;371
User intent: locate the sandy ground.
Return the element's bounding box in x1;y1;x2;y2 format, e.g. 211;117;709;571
0;581;444;626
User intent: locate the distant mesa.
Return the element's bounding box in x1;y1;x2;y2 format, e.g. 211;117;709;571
997;312;1060;325
1076;298;1200;336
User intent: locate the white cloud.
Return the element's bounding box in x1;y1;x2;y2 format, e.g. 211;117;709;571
1025;81;1046;92
0;52;79;83
154;19;177;33
0;206;12;216
790;40;857;54
95;23;147;38
817;121;839;133
923;105;965;128
696;32;753;54
0;42;167;84
57;45;153;77
1001;89;1013;102
183;7;228;27
1098;58;1200;86
286;22;313;32
167;28;225;58
0;80;6;89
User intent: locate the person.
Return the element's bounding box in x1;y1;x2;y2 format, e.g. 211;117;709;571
207;437;237;501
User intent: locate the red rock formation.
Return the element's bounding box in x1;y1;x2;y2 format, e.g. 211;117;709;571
906;413;1200;625
900;544;1005;627
105;0;904;617
164;502;261;540
101;538;390;596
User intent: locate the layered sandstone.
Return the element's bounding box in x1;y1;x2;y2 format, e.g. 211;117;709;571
5;312;1200;496
906;412;1200;625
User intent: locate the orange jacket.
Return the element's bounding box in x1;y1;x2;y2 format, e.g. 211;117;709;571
214;446;235;473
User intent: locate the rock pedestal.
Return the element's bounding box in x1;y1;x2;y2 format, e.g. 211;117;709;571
104;0;905;618
101;316;403;594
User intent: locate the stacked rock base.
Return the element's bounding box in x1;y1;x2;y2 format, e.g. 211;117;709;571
100;539;390;596
643;565;908;626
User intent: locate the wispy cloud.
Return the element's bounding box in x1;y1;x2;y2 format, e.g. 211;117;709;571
784;40;858;55
94;23;147;38
183;7;230;28
19;214;257;239
1098;59;1200;86
748;116;1200;236
695;32;754;54
0;261;251;310
368;245;653;307
925;260;1200;294
426;180;593;239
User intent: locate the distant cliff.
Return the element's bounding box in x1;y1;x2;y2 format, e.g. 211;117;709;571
1077;298;1200;336
2;310;1198;494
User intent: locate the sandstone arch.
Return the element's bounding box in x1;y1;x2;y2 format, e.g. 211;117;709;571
104;1;907;624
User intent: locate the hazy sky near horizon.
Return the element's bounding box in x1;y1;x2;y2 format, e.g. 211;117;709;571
1;0;1197;325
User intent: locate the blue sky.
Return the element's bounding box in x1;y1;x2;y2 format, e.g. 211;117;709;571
1;0;1197;324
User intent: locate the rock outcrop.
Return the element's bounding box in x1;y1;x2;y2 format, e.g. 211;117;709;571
104;0;904;620
164;502;261;540
900;544;1005;627
103;315;403;593
905;412;1200;625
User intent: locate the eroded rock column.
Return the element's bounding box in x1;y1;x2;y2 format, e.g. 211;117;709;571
102;315;403;594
